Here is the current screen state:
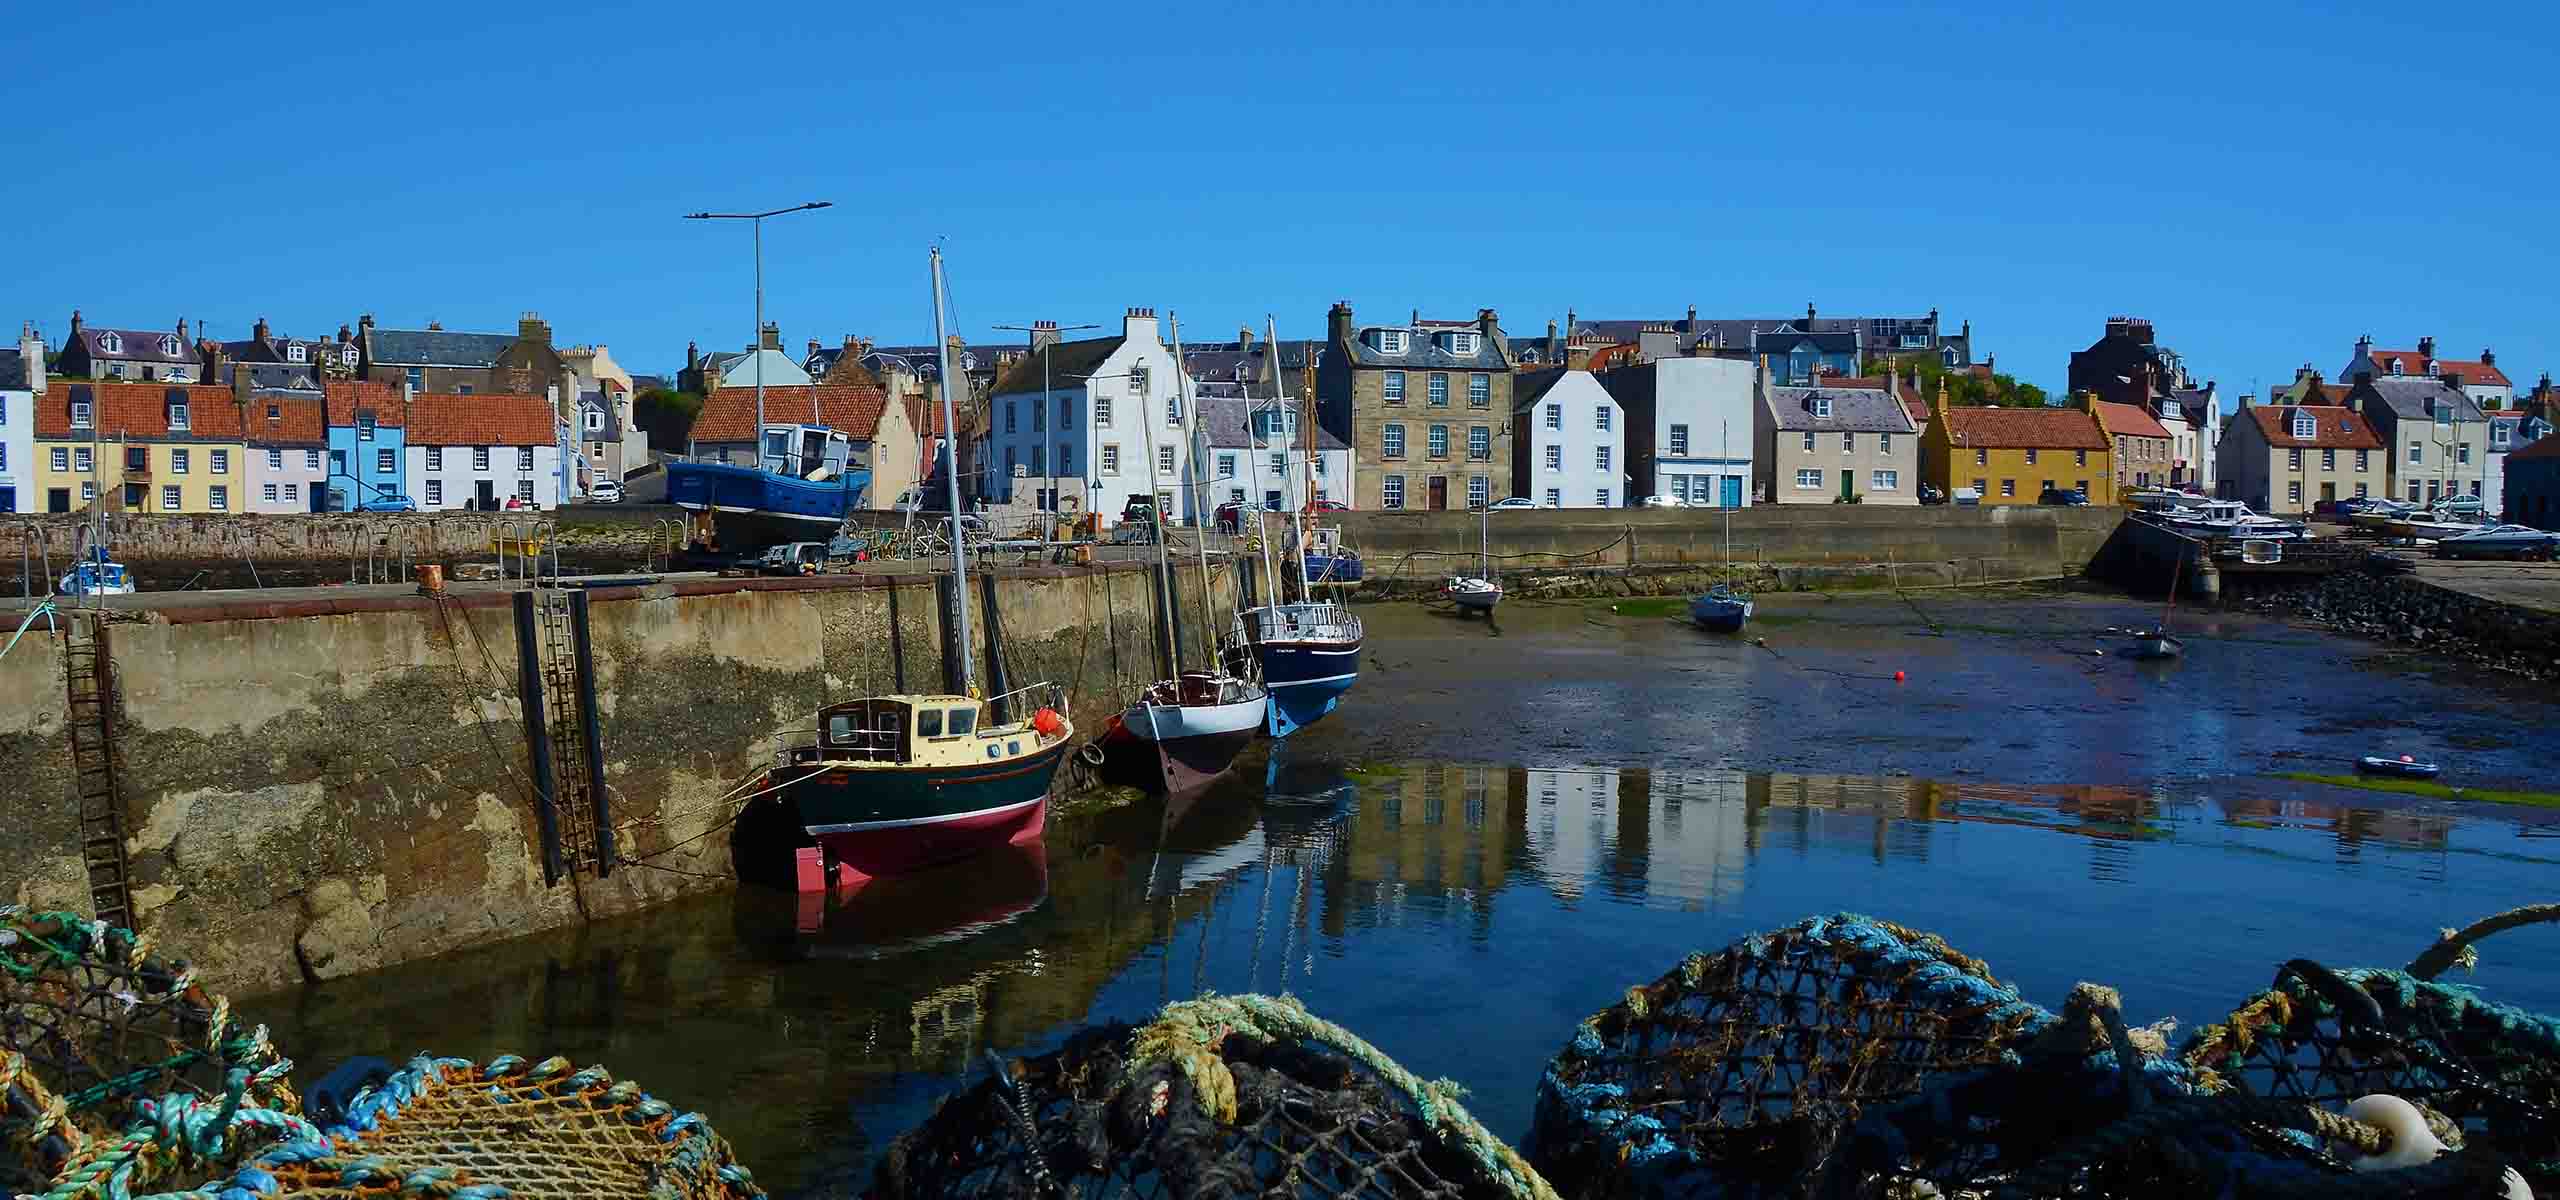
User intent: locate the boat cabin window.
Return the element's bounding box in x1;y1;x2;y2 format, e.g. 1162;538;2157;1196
818;698;910;762
947;706;978;736
917;709;945;738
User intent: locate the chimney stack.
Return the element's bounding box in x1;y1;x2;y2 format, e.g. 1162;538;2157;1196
1029;320;1061;351
20;323;44;395
686;340;699;370
757;321;779;351
1237;325;1254;350
1327;301;1353;346
2417;335;2436;361
2481;347;2496;366
1477;307;1500;341
1805;302;1817;324
807;338;821;361
1121;307;1158;344
252;316;270;343
69;309;84;337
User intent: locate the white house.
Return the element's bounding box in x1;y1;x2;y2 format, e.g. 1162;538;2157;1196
404;391;565;510
243;394;328;512
0;324;38;514
1200;393;1350;513
1512;370;1625;507
1596;355;1757;507
983;308;1197;525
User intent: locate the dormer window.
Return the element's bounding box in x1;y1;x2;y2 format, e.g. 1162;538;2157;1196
158;334;180;356
1810;396;1832;419
1443;331;1478;356
584;409;605;432
1374;330;1408;354
267;404;282;421
2424;359;2439;377
2388;357;2404;376
2290;411;2317;440
166;389;191;430
69;384;93;429
287;344;307;363
357;412;377;441
97;332;123;354
341;346;357;365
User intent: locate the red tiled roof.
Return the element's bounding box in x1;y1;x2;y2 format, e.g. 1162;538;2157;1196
690;383;890;444
244;394;327;447
2245;405;2382;450
2367;349;2509;388
903;394;952;438
1584;343;1640;371
1938;406;2107;451
33;381;244;439
324;379;406;427
404;392;559;446
2094;400;2171;440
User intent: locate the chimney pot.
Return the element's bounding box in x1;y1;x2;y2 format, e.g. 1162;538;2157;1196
2418;335;2436;360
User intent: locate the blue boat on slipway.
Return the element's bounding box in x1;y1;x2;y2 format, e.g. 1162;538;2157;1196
667;423;871;557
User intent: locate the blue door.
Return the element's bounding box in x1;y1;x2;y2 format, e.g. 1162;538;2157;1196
1720;475;1742;508
0;487;14;513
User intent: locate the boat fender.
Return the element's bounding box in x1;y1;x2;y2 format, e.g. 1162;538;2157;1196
1033;707;1064;736
1079;742;1106;767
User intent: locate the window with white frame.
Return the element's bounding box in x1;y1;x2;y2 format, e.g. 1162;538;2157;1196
1158;445;1175;475
1544;404;1560;430
2000;479;2016;497
1468;374;1489;407
2458;444;2471;464
2409;442;2422;463
304;449;320;470
1102;444;1120;474
2356;450;2369;471
1595;405;1610;431
171;449;190;474
1382;475;1405;509
98;332;122;353
161;485;180;510
1382;424;1405;458
1811;397;1832;418
1795;468;1823;489
168;400;190;430
1545;488;1561;506
1842;432;1855;453
425;447;443;470
473;447;491;471
265;448;282;470
1427;425;1449;458
425;480;443;505
1871;470;1898;491
1313;455;1327;477
1880;432;1893;454
70;399;91;428
210;450;228;474
262;483;278;503
74;447;92;473
81;482;95;503
2288;448;2304;469
1165;390;1181;427
357;413;375;441
1467;427;1488;461
51;447;68;472
515;479;535;502
1218;452;1236;478
1427;374;1448;406
1094;391;1112;427
1383;371;1406;404
2291;412;2317;440
1595;445;1611;472
1270;452;1285;477
381;449;398;473
2354;482;2368;498
2288;481;2303;505
2322;449;2336;470
2026;448;2039;465
1802;431;1815;452
585;409;604;432
1668;424;1689;455
1467;476;1489;507
1375;330;1407;354
1449;331;1479;355
1596;487;1611;507
1545;445;1561;470
208;485;228;512
515;447;533;472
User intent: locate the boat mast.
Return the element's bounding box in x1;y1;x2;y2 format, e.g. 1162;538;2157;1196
1135;346;1182;674
929;247;975;695
1722;419;1734;592
1279;315;1315;604
1169;314;1221;665
1239;369;1279;614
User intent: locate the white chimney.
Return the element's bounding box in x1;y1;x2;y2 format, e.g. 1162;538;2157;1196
1122;306;1160;345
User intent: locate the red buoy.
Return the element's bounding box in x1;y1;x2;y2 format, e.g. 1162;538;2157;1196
1893;671;1907;682
1033;707;1064;736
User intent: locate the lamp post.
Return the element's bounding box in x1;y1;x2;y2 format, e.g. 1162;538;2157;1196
993;320;1101;545
682;201;832;448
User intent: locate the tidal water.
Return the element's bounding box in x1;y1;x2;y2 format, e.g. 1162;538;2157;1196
249;594;2560;1198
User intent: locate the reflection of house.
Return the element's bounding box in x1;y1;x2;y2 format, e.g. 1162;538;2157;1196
1340;763;1520;900
56;312;199;382
1597;356;1758;508
1753;359;1921;504
2219;403;2384;513
1523;767;1750;908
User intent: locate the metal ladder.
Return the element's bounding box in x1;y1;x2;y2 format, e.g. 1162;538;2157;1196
536;588;599;876
64;618;136;929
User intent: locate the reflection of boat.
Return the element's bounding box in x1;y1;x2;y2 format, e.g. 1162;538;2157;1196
57;546;134;596
666;422;871;557
794;837;1048;954
2356;755;2441;780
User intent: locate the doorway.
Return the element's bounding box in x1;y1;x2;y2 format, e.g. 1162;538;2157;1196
1427;476;1448;510
1721;475;1742;508
475;480;497;509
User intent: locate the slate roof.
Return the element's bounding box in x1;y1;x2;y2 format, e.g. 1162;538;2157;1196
1573;314;1956;355
1936;406;2106;451
34;382;244;439
577;390;622;443
1514;367;1571;410
1198;393;1347;451
1765;384;1918;433
0;348;26;391
689;383;890;444
2245;405;2381;450
223;331;346;366
2355;377;2486;424
219;362;326;393
2365;348;2510;388
1754;330;1861;356
2094;400;2171;440
986;336;1126;398
367;328;517;368
72;325;196;365
326;380;407;428
2513;431;2560;461
405;392;559;447
1183;340;1324;400
1820;375;1928;425
244;395;329;447
1344;325;1508;371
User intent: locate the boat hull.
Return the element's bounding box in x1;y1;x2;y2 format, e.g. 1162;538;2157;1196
1690;595;1752;633
1254;638;1363;736
775;737;1066;878
2129;633;2183;660
667;459;871;556
1100;703;1260;800
1304;552;1365;583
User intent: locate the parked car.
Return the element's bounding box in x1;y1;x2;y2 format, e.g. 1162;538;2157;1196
357;495;419;513
1489;496;1540;511
2037;488;2090;507
1640;494;1690;508
1951;487;1982;507
1303;498;1350;513
1215;499;1271;532
587;480;624;504
2432;494;2486;517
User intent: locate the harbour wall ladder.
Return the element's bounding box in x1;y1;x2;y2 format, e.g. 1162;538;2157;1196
512;587;613;886
63;616;137;929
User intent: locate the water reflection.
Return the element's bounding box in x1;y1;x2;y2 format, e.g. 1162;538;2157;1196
250;757;2559;1198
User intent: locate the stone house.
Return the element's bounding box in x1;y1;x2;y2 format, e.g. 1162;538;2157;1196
2341;336;2511;413
2487;410;2553;520
1921;389;2113;506
1753;359;1921;505
2341;376;2486;505
2218;403;2385;513
2066;316;2217;486
1597;355;1759;509
1510;369;1625;508
355;312;564;398
1316;303;1514;511
561;343;646;479
55;312;200;382
1519;305;1973;370
1200;393;1350;515
209;317;358;380
2091;399;2173;491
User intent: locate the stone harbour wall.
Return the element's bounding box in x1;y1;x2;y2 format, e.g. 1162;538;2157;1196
0;561;1234;993
2241;568;2560;682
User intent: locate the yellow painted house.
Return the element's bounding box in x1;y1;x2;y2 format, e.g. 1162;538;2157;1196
1919;383;2117;505
33;381;252;514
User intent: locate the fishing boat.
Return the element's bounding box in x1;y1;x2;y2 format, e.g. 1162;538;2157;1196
2356;754;2441;780
1688;422;1750;634
1445;503;1502;614
666;423;872;558
761;249;1072;891
1231;317;1364;738
2434;524;2560;560
57;545;135;597
2159;500;2306;541
1093;310;1268;798
1302;527;1364;584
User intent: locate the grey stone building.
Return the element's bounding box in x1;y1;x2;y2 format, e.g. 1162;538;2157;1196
1316;303;1514;510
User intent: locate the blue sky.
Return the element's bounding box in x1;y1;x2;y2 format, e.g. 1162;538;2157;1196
8;0;2557;399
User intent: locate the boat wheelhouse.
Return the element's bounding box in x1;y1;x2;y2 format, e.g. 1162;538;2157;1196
772;685;1072;886
666;422;871;557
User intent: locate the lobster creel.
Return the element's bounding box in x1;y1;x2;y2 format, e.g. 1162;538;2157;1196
875;993;1560;1200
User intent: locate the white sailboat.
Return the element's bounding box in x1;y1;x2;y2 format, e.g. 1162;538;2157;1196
1445;502;1501;613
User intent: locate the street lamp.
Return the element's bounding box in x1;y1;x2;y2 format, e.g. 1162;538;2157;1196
993;320;1102;545
682;201;832;446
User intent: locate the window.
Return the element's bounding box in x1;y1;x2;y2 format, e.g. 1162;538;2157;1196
75;447;92;473
265;448;282;470
472;447;491;471
70;400;92;428
262;483;278;503
305;449;320;470
2322;449;2336;470
1428;374;1449;406
1469;374;1490;408
2000;479;2016;497
2288;481;2303;505
2025;448;2038;465
1794;469;1823;489
1217;452;1236;478
125;447;145;473
1545;488;1561;506
287;343;306;363
1545;445;1561;470
2470;480;2482;497
1802;431;1815;452
1060;446;1074;475
1165;389;1181;427
1102;444;1120;474
2354;482;2369;498
2458;444;2471;464
1270;452;1285;477
161;485;181;510
1004;401;1017;433
1382;424;1405;458
1879;433;1892;454
1973;477;1988;495
584;409;604;432
1468;426;1489;461
1811;397;1832;418
168;400;190;430
1314;457;1326;476
1032;395;1045;432
82;482;96;503
208;485;228;512
1974;448;1988;467
2075;479;2089;495
2288;449;2303;470
1228;487;1246;505
210;450;228;474
2356;450;2369;471
1376;330;1408;354
1382;475;1405;509
330;449;346;474
1059;395;1075;430
171;449;189;474
387;449;405;474
1594;405;1610;431
1427;425;1449;458
1383;371;1406;404
1029;446;1044;474
1595;445;1610;471
2075;449;2088;467
1468;476;1489;508
2042;479;2057;494
425;446;444;470
2291;412;2317;440
98;332;122;354
1871;470;1899;491
2409;442;2422;464
1158;445;1175;475
50;447;67;472
1842;432;1855;453
515;479;535;502
1668;424;1689;455
2409;482;2421;502
357;413;375;441
1094;392;1113;427
1448;331;1479;355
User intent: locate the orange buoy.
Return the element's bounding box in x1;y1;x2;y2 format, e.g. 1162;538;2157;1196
1893;671;1906;682
1033;707;1064;736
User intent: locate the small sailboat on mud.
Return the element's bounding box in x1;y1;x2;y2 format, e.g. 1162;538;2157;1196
2124;550;2186;660
1094;311;1268;798
1444;502;1501;614
1689;422;1750;634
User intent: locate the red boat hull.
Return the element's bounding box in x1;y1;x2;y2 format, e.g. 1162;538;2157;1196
810;795;1047;889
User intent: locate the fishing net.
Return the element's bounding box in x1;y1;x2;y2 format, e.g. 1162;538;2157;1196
164;1054;766;1200
1525;914;2057;1198
874;993;1558;1200
1;906;299;1195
